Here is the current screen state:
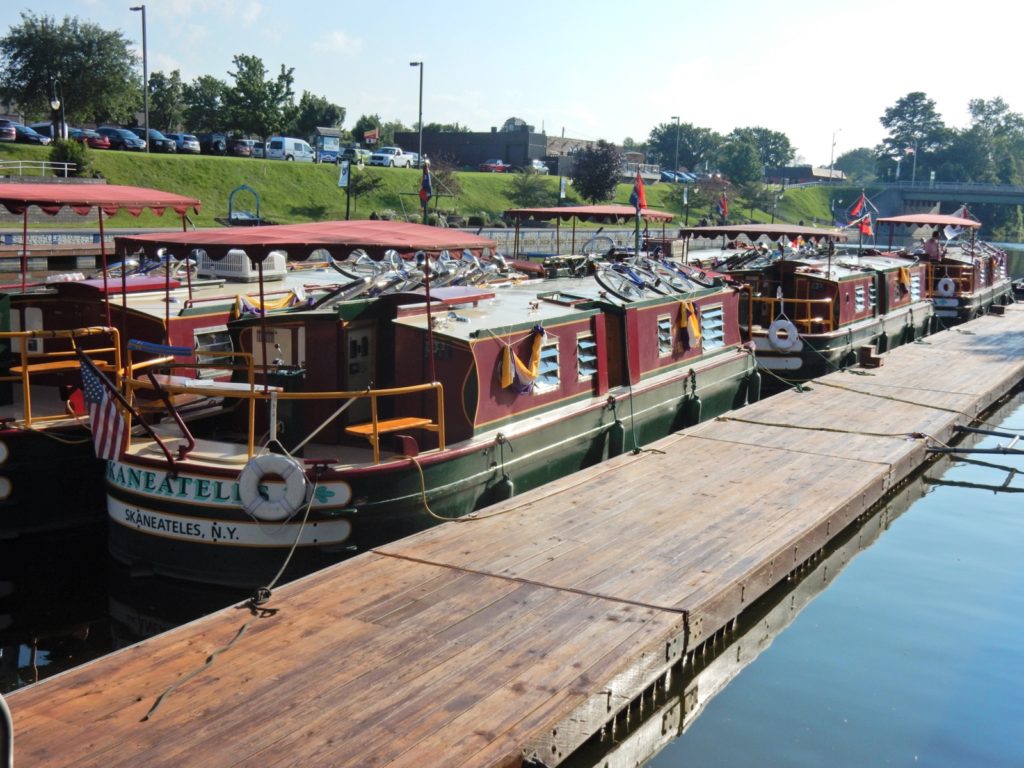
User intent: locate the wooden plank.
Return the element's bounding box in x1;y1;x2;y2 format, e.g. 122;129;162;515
9;305;1024;767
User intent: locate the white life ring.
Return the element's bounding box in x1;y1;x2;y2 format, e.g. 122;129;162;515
767;318;799;351
238;454;308;522
936;277;956;297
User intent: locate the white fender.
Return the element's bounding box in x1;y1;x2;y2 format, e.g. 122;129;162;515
767;318;799;351
238;453;308;522
936;277;957;297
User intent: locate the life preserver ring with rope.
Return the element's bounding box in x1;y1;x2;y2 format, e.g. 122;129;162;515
936;277;957;297
238;454;308;522
767;318;799;351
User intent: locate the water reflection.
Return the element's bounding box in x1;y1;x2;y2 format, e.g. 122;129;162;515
551;392;1024;768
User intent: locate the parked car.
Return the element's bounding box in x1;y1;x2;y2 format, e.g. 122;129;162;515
479;158;511;173
28;121;70;140
0;119;17;142
266;136;314;162
164;132;200;154
97;126;146;151
69;128;111;149
195;132;228;155
529;159;550;175
13;124;51;146
368;146;414;167
228;138;255;157
339;146;372;165
129;127;176;153
252;141;265;159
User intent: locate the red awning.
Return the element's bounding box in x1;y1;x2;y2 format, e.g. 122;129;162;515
114;220;498;261
678;223;846;242
875;214;981;229
505;204;674;223
0;182;201;217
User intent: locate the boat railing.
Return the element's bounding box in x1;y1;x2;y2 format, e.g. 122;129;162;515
0;326;121;427
123;353;446;464
747;295;836;333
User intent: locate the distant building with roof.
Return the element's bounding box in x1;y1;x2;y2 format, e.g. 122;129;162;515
766;165;846;185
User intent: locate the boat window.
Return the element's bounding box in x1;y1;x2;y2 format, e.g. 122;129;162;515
534;341;560;394
855;285;867;312
910;272;922;301
576;334;597;380
700;304;725;350
657;314;673;356
869;282;878;308
194;325;234;379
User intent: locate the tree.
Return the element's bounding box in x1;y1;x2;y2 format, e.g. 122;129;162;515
224;53;295;139
351;114;382;146
289;91;345;139
422;122;471;133
834;148;878;184
508;169;552;208
0;12;139;124
647;122;722;172
877;91;948;173
716;139;762;185
569;140;622;203
148;70;185;132
727;127;794;170
183;75;228;132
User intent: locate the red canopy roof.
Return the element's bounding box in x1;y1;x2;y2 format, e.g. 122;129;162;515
678;223;846;242
875;214;981;229
114;220;498;261
0;182;201;217
505;204;673;223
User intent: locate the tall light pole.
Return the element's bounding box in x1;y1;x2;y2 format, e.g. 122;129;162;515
828;128;841;183
409;61;423;165
911;138;918;183
671;115;680;179
130;5;149;152
49;79;64;140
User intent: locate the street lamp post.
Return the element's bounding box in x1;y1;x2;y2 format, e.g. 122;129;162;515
49;79;64;140
911;138;918;183
409;61;423;167
130;5;149;153
671;115;680;179
828;128;841;183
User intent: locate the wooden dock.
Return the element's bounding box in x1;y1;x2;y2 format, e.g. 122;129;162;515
8;304;1024;767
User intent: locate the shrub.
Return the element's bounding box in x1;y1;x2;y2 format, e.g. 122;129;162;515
466;215;486;227
49;139;94;178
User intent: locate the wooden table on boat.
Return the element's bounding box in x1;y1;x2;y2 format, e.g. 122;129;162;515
9;304;1024;767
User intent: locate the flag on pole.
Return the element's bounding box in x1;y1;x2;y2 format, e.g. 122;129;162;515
848;193;866;218
419;162;432;205
629;171;647;211
78;352;128;461
716;192;728;219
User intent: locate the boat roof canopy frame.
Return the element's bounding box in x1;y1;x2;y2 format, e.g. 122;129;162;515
114;220;499;262
677;223;847;243
875;214;982;230
505;204;673;224
0;182;201;217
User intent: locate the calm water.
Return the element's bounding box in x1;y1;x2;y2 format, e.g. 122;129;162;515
643;393;1024;768
3;388;1024;768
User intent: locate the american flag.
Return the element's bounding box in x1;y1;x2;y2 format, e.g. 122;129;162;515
79;352;128;460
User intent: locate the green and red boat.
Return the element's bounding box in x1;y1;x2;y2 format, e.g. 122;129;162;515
103;219;760;587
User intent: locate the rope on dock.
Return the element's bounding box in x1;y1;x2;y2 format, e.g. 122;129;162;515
714;414;936;443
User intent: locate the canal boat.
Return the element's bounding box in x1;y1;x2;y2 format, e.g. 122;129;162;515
677;223;934;392
875;212;1013;325
102;220;760;587
0;183;202;534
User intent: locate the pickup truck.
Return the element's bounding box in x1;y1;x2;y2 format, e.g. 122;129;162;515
368;146;414;167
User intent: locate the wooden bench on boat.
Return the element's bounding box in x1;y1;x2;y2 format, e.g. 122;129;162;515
345;416;440;461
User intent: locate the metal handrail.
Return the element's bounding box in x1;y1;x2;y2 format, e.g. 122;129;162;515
748;295;836;333
0;159;76;177
0;326;121;427
123;368;446;463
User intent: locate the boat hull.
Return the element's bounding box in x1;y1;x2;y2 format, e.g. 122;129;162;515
752;301;934;393
106;348;758;587
0;426;106;538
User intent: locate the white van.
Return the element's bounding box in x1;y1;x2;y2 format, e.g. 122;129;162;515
266;136;314;162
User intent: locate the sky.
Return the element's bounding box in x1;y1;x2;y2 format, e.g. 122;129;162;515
3;0;1021;166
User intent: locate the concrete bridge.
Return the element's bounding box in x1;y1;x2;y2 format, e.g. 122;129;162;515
856;180;1024;217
